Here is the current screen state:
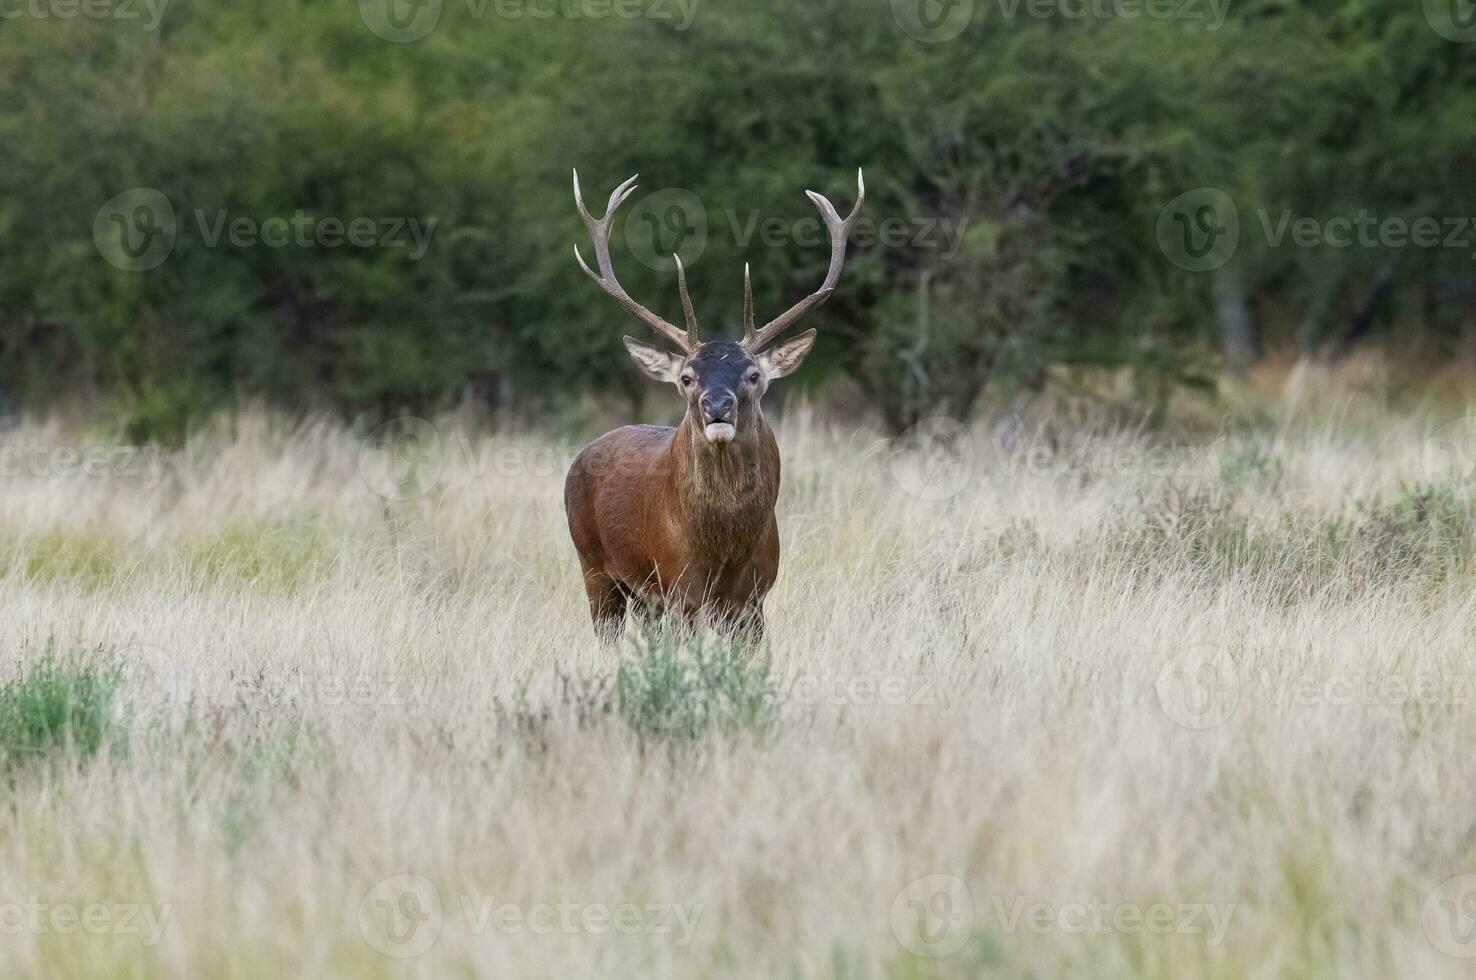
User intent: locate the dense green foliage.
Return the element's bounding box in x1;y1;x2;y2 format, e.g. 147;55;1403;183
1;0;1472;437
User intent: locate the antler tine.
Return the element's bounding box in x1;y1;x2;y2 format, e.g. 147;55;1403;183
743;168;864;353
741;263;756;348
672;254;700;345
571;169;696;353
573;171;640;227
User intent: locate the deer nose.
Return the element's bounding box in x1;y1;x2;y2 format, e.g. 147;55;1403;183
701;391;736;422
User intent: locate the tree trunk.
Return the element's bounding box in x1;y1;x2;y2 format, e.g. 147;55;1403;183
1214;262;1256;371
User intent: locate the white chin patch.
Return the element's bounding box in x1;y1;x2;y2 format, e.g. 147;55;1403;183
704;422;737;444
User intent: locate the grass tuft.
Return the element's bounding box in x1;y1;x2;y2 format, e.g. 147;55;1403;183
0;645;122;773
617;630;778;741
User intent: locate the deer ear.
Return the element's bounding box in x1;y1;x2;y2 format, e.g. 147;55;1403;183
623;336;685;383
757;328;817;380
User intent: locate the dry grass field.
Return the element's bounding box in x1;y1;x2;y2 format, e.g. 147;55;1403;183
4;389;1476;979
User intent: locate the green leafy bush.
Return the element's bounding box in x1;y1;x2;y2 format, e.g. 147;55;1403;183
0;648;123;773
617;631;778;741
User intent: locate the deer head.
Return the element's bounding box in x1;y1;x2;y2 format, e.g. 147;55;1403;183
573;169;864;445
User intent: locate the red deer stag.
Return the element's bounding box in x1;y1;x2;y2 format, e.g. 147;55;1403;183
564;169;864;642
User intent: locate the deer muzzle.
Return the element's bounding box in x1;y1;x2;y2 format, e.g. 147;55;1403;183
701;391;737;444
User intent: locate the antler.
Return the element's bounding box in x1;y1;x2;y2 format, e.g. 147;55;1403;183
742;168;865;352
573;170;698;353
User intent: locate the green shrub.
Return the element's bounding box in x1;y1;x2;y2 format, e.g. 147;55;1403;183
0;648;122;772
617;631;778;741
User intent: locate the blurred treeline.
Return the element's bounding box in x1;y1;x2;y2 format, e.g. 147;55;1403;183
1;0;1473;439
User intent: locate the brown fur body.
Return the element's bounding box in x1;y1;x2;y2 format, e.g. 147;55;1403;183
564;415;781;638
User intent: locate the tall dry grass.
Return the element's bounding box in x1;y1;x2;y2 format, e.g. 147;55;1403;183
2;397;1476;978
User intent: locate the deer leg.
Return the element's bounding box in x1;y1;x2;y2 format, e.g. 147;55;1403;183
709;600;765;650
582;573;627;644
626;592;659;635
736;605;766;652
633;594;696;639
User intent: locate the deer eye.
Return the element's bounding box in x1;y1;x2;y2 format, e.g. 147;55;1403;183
679;375;693;387
748;372;761;384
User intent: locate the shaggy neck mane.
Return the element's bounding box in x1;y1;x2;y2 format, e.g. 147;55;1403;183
669;416;778;561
